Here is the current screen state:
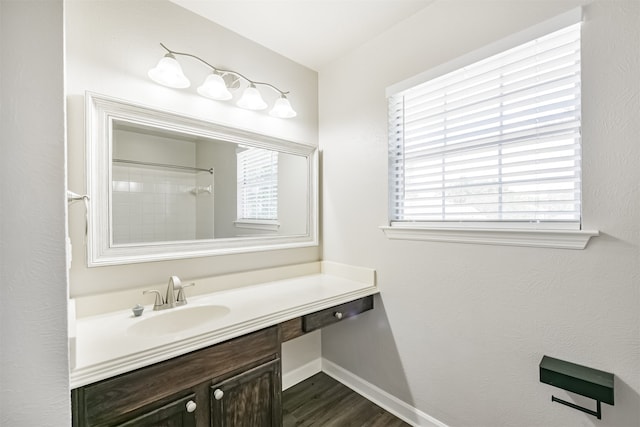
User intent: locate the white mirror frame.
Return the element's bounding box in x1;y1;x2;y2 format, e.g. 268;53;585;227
85;92;318;267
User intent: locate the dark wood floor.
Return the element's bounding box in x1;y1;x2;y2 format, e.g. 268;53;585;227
283;372;410;427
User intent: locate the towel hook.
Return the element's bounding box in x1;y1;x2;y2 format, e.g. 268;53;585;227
67;190;89;203
67;190;90;238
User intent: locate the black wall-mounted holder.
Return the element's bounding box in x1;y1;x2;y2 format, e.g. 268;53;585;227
539;355;614;420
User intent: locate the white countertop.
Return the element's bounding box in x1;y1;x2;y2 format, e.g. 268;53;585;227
70;264;377;388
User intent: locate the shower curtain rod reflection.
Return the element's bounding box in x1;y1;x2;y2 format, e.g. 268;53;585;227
113;158;213;174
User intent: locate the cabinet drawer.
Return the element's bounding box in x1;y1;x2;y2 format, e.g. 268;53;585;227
279;317;304;342
302;295;373;332
116;393;196;427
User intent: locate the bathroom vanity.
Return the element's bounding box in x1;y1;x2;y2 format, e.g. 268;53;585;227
69;95;368;426
70;263;377;426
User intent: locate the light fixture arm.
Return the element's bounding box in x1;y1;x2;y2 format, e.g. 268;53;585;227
159;43;289;96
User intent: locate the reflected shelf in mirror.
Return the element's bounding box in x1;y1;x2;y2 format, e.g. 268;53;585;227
113;158;214;174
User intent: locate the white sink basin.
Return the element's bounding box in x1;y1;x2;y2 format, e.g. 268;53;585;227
127;305;230;337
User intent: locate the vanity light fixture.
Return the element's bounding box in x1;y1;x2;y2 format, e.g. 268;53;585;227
269;95;297;118
236;83;267;111
148;52;191;89
148;43;297;118
197;72;232;101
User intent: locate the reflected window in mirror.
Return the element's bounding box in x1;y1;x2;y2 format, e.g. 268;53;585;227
235;147;280;233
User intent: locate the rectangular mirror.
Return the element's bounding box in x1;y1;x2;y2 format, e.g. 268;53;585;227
86;92;318;266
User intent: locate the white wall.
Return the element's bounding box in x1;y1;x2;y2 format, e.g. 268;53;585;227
0;0;70;425
196;139;233;239
65;0;320;297
319;1;640;426
278;153;309;236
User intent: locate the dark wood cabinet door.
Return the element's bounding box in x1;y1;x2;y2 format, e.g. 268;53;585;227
116;394;197;427
210;359;281;427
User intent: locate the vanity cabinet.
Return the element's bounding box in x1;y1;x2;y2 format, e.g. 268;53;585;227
71;295;374;427
71;327;280;427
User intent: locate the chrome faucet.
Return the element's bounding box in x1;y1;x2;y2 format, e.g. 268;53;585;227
164;275;180;309
143;276;195;311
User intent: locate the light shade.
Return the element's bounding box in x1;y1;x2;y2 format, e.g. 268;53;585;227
197;73;232;101
148;53;190;88
237;84;267;110
269;95;297;118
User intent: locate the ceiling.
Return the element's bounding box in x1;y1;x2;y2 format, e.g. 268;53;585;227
170;0;434;71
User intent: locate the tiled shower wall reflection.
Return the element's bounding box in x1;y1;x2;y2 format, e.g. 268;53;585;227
112;165;212;244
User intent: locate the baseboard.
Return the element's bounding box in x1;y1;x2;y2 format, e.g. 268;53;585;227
321;359;449;427
282;357;322;390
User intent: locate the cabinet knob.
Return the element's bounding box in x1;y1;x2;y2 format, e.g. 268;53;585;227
213;389;224;400
185;400;197;413
334;311;343;320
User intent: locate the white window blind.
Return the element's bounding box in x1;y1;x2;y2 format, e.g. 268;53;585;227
237;147;278;220
389;23;582;228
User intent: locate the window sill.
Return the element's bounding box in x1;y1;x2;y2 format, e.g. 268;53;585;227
234;220;280;231
379;225;599;250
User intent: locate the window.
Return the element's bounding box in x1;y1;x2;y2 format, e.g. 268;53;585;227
384;11;597;248
236;147;279;227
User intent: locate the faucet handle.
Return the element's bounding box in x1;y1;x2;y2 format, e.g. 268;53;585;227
143;289;164;310
176;282;195;306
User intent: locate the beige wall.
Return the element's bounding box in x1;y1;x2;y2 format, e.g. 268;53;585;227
65;0;320;297
319;0;640;425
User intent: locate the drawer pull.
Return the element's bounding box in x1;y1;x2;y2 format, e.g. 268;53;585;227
334;311;343;320
213;388;224;400
185;400;197;413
